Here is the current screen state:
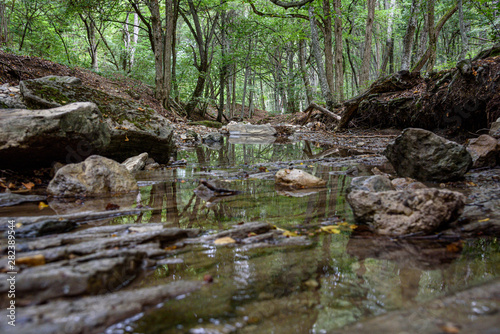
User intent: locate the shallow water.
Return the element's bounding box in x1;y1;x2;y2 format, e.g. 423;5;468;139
3;139;499;333
100;140;499;334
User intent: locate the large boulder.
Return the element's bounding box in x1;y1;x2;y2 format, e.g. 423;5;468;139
0;102;110;169
466;134;499;168
227;122;276;136
19;76;174;164
275;169;326;189
122;152;149;173
347;188;465;235
384;128;472;182
48;155;138;197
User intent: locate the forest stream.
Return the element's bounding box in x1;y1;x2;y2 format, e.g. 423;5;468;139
1;136;499;334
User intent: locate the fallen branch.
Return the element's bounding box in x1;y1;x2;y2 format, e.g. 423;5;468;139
300;102;341;125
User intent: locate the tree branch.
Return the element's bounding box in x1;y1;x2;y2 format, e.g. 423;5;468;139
268;0;315;8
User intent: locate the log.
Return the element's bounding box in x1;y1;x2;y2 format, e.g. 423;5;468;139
300;102;341;126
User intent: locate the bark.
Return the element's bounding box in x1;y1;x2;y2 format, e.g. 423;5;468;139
359;0;376;88
286;43;297;113
308;6;334;109
217;6;226;123
458;0;469;59
426;0;436;72
122;12;131;71
144;0;166;103
299;39;313;105
0;2;7;46
131;12;139;66
379;0;396;77
416;1;428;62
163;0;174;108
400;0;421;71
333;0;344;101
322;0;335;95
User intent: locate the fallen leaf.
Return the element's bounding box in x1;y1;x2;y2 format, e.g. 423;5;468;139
275;226;298;237
203;274;214;283
214;237;236;245
22;182;35;190
16;254;45;266
320;225;341;234
125;134;129;141
164;245;178;251
439;323;461;334
38;202;49;210
248;232;257;237
105;203;120;211
8;183;16;189
446;241;463;253
478;218;490;222
15;223;22;228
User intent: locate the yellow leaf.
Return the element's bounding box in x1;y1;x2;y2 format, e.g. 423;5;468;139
125;134;129;142
275;226;298;237
214;237;236;245
320;225;341;234
38;202;49;210
350;225;358;230
16;254;45;266
478;218;490;222
15;223;22;228
300;163;304;165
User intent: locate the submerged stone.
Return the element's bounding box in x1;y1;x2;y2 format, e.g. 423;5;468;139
275;169;326;189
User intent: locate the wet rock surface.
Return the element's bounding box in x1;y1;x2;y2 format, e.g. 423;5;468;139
347;188;466;235
0;193;46;207
48;155;138;197
122;152;149;173
227;122;277;136
275;168;326;189
347;175;394;193
384;128;472;182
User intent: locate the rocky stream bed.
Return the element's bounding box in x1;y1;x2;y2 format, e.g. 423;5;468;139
1;125;499;334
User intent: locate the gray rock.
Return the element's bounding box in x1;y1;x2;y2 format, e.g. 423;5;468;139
122;152;149;172
228;135;276;145
384;128;472;182
227;122;277;136
466;134;499;168
391;177;427;191
489;121;500;139
0;280;202;334
347;188;465;235
347;175;394;193
0;102;110;169
203;132;224;143
0;193;46;207
48;155;138;197
0;249;146;306
275;169;326;189
19;76;175;164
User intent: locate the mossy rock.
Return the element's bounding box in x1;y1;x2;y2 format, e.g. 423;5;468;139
187;121;223;128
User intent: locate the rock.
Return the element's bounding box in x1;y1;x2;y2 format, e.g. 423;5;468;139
48;155;138;197
0;280;202;334
275;169;326;189
122;152;149;172
228;136;276;145
0;193;46;207
466;134;499;168
384;128;472;182
489;118;500;138
391;177;427;191
19;76;175;164
347;188;465;235
227;122;277;136
347;175;394;193
0;102;110;169
203;132;224;143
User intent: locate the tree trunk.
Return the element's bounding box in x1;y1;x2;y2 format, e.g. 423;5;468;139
322;0;335;95
131;12;139;67
308;6;334;109
163;0;175;108
217;5;226;123
426;0;436;72
359;0;376;88
299;38;313;105
0;2;8;46
458;0;468;60
379;0;396;77
286;42;297;113
333;0;344;102
146;0;166;103
400;0;420;71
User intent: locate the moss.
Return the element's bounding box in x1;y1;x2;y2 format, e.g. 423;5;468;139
187;120;223;128
31;82;69;104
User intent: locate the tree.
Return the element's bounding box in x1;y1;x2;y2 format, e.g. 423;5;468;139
400;0;420;71
359;0;376;88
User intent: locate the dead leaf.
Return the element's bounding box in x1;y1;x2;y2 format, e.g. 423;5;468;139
275;226;298;237
248;232;257;237
439;323;461;333
105;203;120;211
125;134;129;141
8;183;16;189
164;245;178;251
22;182;35;190
320;225;341;234
214;237;236;245
446;241;463;253
478;218;490;222
38;202;49;210
16;254;45;266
